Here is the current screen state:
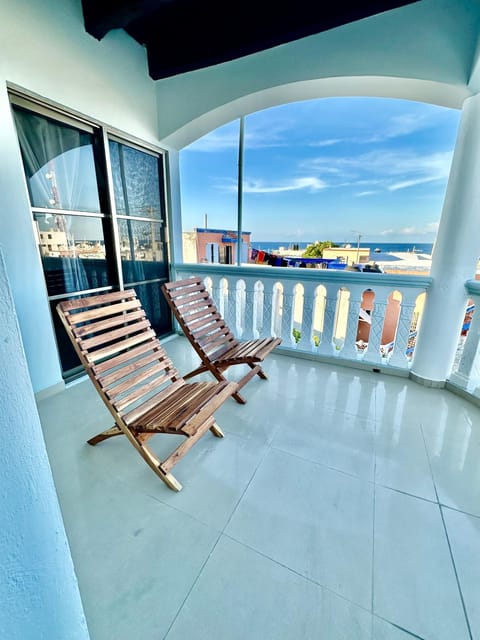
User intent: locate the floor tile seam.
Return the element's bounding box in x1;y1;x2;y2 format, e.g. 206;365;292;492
437;503;474;640
373;614;427;639
371;450;377;619
419;424;474;640
269;444;374;484
219;423;280;534
370;408;379;638
373;481;439;506
220;531;373;615
308;403;378;423
441;503;480;521
220;425;276;447
146;490;224;532
269;444;443;508
222;530;427;638
161;529;224;640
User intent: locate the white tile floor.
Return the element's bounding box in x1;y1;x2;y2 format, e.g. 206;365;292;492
37;336;480;640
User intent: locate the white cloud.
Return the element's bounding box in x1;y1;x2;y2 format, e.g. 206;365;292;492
355;190;379;197
355;112;434;144
304;149;453;192
388;176;439;191
379;223;439;237
185;120;291;152
242;176;327;193
311;138;343;147
186;129;239;152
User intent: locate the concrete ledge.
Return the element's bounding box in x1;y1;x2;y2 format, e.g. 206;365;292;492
409;371;446;388
446;380;480;408
274;345;410;378
34;380;65;401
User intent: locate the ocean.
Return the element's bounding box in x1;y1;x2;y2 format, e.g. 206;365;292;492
250;241;434;254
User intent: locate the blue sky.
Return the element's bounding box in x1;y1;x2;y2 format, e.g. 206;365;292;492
179;97;461;244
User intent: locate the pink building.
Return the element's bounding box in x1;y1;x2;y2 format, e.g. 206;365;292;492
183;228;251;264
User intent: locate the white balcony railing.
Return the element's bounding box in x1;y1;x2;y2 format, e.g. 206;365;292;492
450;279;480;396
172;263;432;374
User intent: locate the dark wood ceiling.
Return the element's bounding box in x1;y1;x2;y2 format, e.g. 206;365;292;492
81;0;420;80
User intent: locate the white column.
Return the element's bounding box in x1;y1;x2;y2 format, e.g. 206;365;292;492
165;149;184;264
0;252;90;640
411;93;480;384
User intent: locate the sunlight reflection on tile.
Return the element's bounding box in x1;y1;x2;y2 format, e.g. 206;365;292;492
36;339;480;639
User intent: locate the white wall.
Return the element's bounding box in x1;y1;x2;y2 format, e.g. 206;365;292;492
0;250;90;640
156;0;479;148
0;0;158;392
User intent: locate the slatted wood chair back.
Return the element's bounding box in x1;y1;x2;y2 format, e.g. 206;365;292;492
164;277;239;362
162;276;282;404
57;289;237;491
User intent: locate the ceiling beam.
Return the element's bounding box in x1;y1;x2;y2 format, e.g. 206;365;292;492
81;0;420;79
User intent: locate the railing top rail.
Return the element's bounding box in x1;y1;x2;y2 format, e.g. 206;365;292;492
465;279;480;296
173;263;433;290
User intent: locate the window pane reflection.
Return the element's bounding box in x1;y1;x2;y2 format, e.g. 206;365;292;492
13;107;101;212
119;219;166;283
109;141;163;219
35;214;109;295
133;282;172;337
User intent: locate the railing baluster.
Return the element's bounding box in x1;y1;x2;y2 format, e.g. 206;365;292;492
281;281;296;347
450;295;480;388
210;273;221;307
317;283;338;357
242;277;256;340
224;276;237;334
341;290;362;360
388;289;418;368
363;290;389;365
260;281;274;338
298;281;316;352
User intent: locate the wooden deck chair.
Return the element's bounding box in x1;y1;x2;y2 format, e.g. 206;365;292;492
162;276;282;404
56;290;238;491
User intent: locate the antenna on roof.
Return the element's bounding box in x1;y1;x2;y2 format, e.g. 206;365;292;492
204;213;208;229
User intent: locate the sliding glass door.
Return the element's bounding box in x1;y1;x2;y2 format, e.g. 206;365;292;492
109;139;171;336
11;96;172;380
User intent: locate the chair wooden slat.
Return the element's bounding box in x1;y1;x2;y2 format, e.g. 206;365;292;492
85;329;156;363
75;309;145;337
105;361;171;401
59;289;137;311
67;299;141;324
98;350;171;389
56;289;238;491
81;319;151;350
162;276;282;404
92;340;165;376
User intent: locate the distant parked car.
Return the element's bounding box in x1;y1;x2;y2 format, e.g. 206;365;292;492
352;263;384;273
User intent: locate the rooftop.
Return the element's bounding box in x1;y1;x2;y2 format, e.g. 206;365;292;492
37;336;480;640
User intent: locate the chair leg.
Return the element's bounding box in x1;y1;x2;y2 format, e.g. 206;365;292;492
157;470;183;492
210;422;224;437
136;440;183;492
249;362;268;380
182;363;209;379
206;363;247;404
87;425;124;445
232;390;247;404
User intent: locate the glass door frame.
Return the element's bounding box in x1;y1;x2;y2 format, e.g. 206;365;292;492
8;86;173;380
